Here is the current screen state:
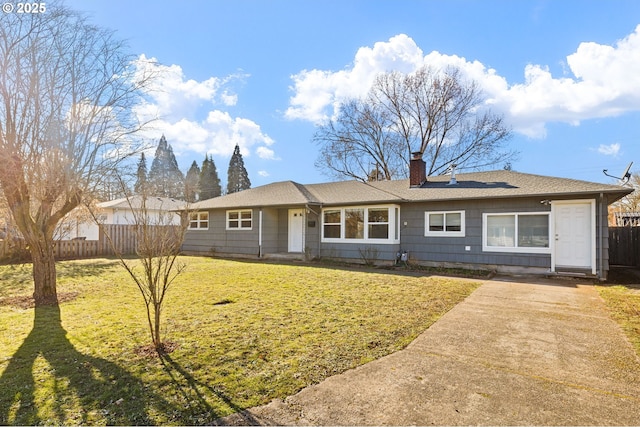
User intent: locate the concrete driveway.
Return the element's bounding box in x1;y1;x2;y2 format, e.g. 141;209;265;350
217;276;640;426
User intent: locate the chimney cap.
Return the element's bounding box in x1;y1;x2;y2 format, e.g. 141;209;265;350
411;151;423;160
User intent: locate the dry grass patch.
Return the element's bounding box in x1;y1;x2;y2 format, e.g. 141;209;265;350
597;268;640;356
0;256;479;425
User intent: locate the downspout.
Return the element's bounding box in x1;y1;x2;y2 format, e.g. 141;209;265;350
258;209;263;258
599;193;604;280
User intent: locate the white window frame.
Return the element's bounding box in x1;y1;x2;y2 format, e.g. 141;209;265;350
188;212;209;230
321;204;400;244
424;211;465;237
482;212;551;254
226;209;253;230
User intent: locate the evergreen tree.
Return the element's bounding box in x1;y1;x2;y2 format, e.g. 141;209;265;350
147;135;185;199
134;152;148;194
226;144;251;194
185;160;201;202
199;155;222;200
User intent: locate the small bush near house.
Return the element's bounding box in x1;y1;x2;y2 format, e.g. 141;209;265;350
0;256;479;425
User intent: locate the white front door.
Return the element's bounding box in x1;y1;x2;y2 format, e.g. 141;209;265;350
288;209;304;253
553;201;594;270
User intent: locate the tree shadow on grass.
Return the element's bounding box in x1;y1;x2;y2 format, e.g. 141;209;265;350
0;305;176;425
158;353;261;425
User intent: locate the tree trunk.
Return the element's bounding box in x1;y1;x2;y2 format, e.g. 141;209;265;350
153;304;162;350
31;239;58;307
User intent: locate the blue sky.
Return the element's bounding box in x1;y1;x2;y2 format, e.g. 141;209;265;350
67;0;640;186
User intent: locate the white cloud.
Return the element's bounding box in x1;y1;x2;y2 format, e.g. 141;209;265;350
286;34;424;124
256;146;278;160
597;143;621;156
286;27;640;138
257;170;270;177
133;55;274;160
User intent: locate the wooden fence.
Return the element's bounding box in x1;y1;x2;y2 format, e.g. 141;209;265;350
0;224;179;261
609;226;640;267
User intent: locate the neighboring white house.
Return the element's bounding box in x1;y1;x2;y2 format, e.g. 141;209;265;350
58;196;184;240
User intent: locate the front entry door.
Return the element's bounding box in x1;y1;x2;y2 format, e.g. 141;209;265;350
288;209;304;253
554;201;593;270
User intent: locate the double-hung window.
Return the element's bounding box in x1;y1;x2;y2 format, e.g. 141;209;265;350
322;205;400;244
188;212;209;230
227;209;252;230
425;211;465;237
483;212;550;253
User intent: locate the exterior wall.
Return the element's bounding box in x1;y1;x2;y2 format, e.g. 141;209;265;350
319;242;401;263
182;206;315;258
599;195;613;279
400;198;553;270
181;196;611;278
305;209;321;258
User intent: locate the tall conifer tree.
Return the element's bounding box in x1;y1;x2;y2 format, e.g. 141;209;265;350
199;155;222;200
148;135;185;198
226;144;251;194
134;152;148;194
184;160;201;202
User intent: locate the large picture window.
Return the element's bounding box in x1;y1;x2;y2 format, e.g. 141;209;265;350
425;211;465;237
188;212;209;230
227;210;252;230
483;212;550;253
321;205;400;244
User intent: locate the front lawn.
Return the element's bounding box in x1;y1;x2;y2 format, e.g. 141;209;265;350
597;268;640;356
0;257;479;425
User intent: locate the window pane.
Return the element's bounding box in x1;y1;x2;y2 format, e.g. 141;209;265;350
228;212;238;220
445;212;462;232
241;211;252;219
228;220;238;228
345;208;364;239
369;224;389;239
201;221;208;229
324;224;340;238
241;220;252;228
429;213;444;231
368;208;388;223
324;210;340;223
518;215;549;248
487;215;515;247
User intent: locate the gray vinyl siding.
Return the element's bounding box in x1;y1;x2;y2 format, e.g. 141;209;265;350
183;208;261;256
319;242;401;262
182;206;317;257
305;209;320;258
400;198;553;269
181;195;611;278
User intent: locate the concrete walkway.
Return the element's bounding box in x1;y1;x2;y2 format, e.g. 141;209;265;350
218;277;640;426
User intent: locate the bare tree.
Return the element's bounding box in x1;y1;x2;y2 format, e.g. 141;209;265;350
611;172;640;217
314;99;406;181
95;180;189;353
0;3;154;306
314;65;516;181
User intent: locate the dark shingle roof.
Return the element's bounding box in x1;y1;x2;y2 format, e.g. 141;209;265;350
191;170;632;210
369;170;632;202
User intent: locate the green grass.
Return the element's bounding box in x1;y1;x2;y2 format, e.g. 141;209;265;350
0;256;480;425
597;281;640;356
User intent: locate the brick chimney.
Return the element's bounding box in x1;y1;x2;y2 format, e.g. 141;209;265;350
409;151;426;187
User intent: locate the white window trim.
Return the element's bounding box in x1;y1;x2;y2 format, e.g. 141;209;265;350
188;212;209;230
226;209;253;230
424;210;466;237
321;204;400;244
482;212;551;254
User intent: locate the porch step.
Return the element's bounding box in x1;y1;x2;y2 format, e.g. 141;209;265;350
262;252;305;261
